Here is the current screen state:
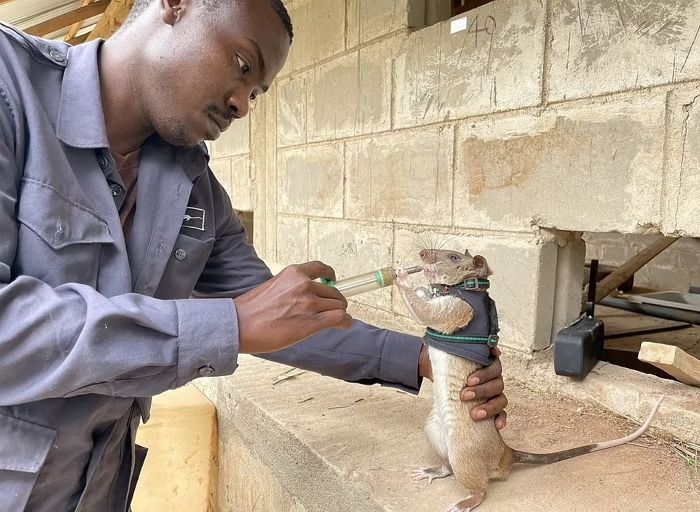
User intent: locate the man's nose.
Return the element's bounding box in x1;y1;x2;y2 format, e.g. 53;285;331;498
226;90;250;119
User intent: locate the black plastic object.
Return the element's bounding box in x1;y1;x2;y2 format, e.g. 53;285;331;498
554;260;605;379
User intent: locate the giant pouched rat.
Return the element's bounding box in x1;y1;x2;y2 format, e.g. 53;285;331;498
395;248;663;512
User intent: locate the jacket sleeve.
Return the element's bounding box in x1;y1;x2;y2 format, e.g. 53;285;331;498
0;83;239;406
193;172;424;393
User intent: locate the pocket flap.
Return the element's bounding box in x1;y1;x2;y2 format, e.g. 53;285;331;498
17;178;114;249
0;414;57;473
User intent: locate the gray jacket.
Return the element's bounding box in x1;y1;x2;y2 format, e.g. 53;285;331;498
0;23;422;512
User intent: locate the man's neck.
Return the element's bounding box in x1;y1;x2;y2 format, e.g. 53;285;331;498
99;37;153;155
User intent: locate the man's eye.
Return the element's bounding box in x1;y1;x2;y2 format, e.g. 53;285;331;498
237;56;250;73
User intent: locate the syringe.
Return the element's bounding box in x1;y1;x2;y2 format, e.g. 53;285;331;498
321;266;423;297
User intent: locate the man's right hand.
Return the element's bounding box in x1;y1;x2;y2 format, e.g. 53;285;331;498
234;261;353;354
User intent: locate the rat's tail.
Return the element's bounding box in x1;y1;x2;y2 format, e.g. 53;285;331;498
511;396;664;465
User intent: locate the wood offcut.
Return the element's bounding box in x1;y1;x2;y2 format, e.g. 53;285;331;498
638;341;700;387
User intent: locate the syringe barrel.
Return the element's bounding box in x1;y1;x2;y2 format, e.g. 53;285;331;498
334;267;395;297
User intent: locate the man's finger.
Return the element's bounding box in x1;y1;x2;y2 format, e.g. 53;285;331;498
460;377;504;401
467;357;502;387
495;411;507;430
470;394;508;422
310;280;348;305
296;260;337;282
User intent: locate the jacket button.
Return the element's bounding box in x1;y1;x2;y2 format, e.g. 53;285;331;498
174;248;187;261
49;49;65;63
198;365;215;377
109;183;122;197
97;155;108;169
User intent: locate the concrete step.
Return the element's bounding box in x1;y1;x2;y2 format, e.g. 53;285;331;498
197;356;699;512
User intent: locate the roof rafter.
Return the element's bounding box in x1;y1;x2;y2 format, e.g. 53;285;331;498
24;0;109;37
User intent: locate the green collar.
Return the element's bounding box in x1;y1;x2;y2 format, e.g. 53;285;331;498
426;328;499;347
458;278;490;290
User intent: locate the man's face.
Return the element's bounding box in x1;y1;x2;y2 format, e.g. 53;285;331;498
141;0;290;146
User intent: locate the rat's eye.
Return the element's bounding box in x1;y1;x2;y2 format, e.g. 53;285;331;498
449;254;461;261
237;55;250;73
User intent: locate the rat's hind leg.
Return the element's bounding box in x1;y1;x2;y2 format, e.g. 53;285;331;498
412;464;453;484
446;491;486;512
412;411;453;483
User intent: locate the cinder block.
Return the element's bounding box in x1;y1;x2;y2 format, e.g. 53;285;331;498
394;0;545;128
309;219;394;311
393;226;559;353
209;158;232;199
209;116;249;158
282;0;345;75
277;143;344;218
276;215;309;265
230;155;254;212
345;125;453;225
664;86;700;237
307;52;360;141
454;91;667;233
277;71;310;147
550;234;586;344
346;0;417;47
548;0;700;102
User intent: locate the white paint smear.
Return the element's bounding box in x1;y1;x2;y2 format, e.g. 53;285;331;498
450;16;468;34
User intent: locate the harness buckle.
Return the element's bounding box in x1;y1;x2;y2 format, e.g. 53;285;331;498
463;279;479;290
487;334;499;348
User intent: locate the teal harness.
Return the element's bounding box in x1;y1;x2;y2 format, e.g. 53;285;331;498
423;279;499;365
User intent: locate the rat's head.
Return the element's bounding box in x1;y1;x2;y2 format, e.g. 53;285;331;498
418;248;491;286
120;0;292;146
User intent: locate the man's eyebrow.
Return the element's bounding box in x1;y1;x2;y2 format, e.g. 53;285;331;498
247;38;267;78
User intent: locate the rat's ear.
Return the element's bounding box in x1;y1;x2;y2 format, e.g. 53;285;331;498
464;248;472;257
472;255;491;278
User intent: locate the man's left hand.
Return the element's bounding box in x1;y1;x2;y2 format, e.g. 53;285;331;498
418;346;508;430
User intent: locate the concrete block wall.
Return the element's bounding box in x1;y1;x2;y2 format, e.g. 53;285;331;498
209;0;700;354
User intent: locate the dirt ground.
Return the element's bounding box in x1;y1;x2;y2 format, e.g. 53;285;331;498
477;380;700;512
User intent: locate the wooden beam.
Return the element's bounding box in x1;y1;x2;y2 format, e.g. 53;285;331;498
25;0;109;37
65;0;97;41
86;0;135;41
583;236;679;304
639;341;700;387
66;33;90;46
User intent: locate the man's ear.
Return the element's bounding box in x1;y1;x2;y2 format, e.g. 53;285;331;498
160;0;186;26
472;255;491;278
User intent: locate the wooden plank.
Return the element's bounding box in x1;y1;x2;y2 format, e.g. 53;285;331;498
65;0;97;41
638;341;700;387
86;0;134;41
66;33;89;46
583;236;679;304
24;0;109;37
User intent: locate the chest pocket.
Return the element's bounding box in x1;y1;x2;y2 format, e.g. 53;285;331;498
154;232;215;299
15;179;113;288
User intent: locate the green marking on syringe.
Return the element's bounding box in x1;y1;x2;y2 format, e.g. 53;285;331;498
375;270;385;287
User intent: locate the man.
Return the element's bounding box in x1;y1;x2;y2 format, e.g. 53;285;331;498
0;0;507;510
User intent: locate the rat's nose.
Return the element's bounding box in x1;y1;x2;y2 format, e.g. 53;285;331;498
419;249;435;263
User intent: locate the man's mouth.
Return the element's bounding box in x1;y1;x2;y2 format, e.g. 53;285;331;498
209;113;231;132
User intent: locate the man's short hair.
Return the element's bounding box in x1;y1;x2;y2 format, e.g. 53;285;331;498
128;0;293;41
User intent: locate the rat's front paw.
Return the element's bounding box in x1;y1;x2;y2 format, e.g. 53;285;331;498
394;268;411;289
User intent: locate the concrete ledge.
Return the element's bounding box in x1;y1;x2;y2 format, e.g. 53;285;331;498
196;355;698;512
